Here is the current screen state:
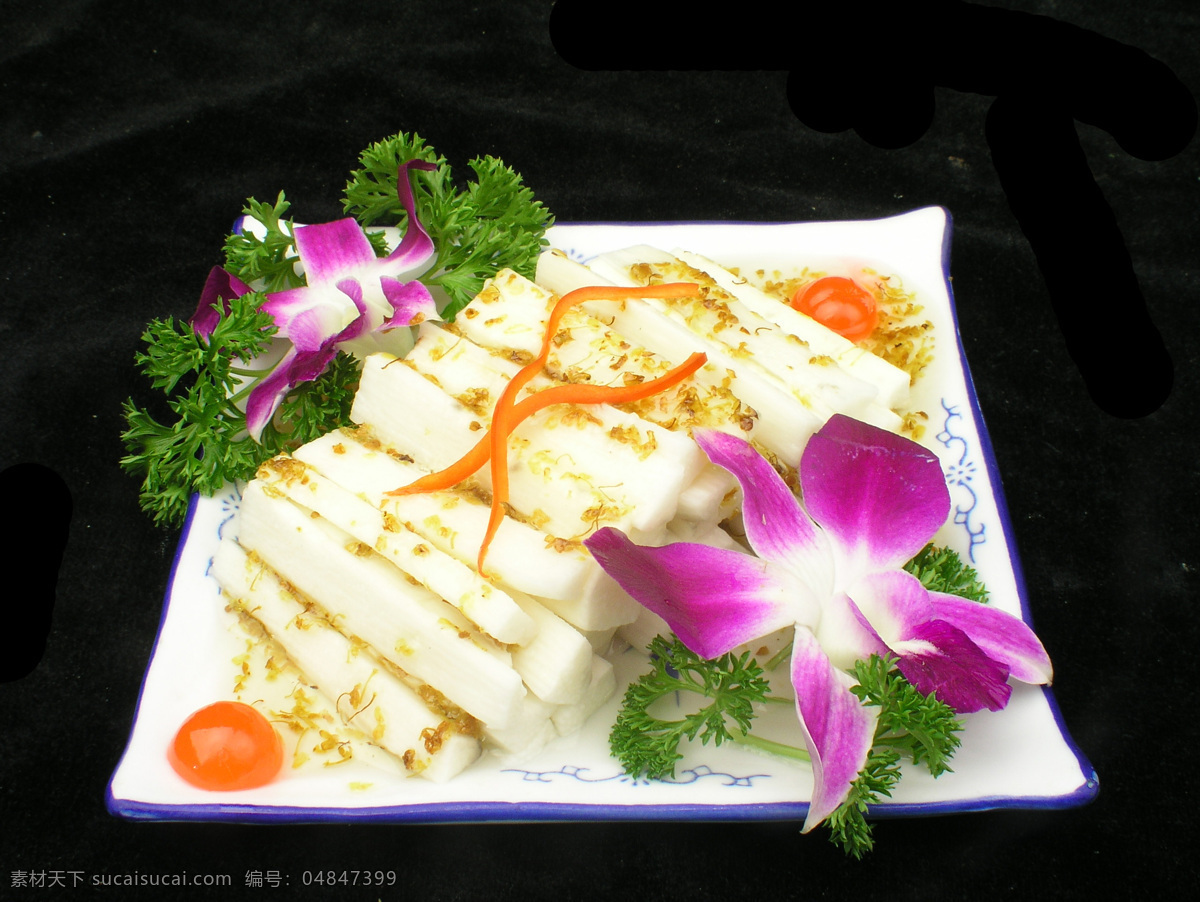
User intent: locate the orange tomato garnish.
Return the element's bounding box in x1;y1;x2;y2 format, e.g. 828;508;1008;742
791;276;879;342
168;701;283;791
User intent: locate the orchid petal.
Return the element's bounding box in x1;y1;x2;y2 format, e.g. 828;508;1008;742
790;627;878;833
243;289;360;442
893;619;1013;713
928;592;1053;685
800;414;950;580
286;341;342;386
189;266;251;338
694;428;834;595
814;591;890;672
332;279;372;339
258;282;350;335
384;160;438;272
584;527;815;659
290;218;378;285
256;284;310;322
842;569;1013;712
842;568;935;646
244;336;344;440
244;345;302;441
259;285;359;352
380;276;437;327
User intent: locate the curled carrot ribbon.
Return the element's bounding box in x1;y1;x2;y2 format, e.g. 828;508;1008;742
388;282;703;576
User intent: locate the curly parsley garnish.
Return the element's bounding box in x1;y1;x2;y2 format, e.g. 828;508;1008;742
827;654;963;858
221;192;304;293
609;634;775;780
342;131;554;319
903;543;989;603
120;293;358;527
121;132;552;527
610;544;977;859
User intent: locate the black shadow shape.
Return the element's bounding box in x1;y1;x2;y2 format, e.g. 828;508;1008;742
549;0;1195;416
0;463;72;681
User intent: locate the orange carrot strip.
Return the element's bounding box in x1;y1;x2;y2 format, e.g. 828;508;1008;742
387;282;700;500
479;284;698;576
475;351;707;575
388;350;710;501
385;281;704;577
480;371;524;576
510;352;708;411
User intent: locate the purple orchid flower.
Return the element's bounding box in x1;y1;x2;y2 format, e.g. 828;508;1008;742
585;414;1052;832
189;160;440;440
189;266;253;339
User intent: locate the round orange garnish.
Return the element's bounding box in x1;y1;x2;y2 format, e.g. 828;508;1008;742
791;276;879;342
168;700;283;791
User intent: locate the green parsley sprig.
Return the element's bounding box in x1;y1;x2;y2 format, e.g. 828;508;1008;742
341;132;554;319
904;543;989;603
221;193;305;293
609;544;978;857
122;131;553;527
827;654;963;857
609;634;775;781
120;293;358;527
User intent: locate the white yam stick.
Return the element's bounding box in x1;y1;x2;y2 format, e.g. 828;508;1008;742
507;591;594;706
550;655;617;737
292;429;642;630
236;480;525;730
672;248;911;410
253;454;537;647
212;540;482;782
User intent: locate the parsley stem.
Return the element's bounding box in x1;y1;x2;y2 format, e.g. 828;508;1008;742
727;727;811;764
228;365;266;378
764;641;794;672
227;382;257;406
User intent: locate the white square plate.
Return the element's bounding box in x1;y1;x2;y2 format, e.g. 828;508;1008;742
107;208;1098;823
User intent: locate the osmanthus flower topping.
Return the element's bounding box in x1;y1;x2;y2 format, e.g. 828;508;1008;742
585;414;1052;839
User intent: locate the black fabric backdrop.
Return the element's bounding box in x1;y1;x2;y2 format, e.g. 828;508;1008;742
2;1;1197;898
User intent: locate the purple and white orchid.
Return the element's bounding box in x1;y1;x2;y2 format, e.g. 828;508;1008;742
584;414;1052;832
189;160;441;440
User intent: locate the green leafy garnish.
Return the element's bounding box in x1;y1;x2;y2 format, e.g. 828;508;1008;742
609;634;774;781
120;293;357;527
342;132;554;319
122;131;553;527
341;132;446;226
609;635;966;858
903;543;989;603
826;654;963;857
222;193;305;293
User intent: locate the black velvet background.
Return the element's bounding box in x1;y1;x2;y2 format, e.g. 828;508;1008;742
2;1;1197;898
